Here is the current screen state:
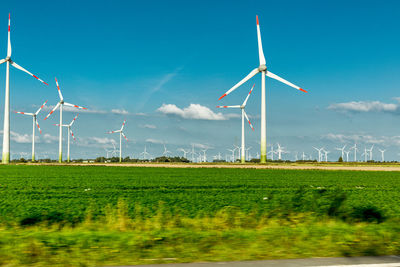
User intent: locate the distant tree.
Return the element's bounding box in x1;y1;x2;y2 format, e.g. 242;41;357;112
338;156;343;162
95;157;106;163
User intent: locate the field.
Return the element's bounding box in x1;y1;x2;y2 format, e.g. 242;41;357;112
1;165;400;266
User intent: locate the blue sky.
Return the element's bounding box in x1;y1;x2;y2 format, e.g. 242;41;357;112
1;0;400;161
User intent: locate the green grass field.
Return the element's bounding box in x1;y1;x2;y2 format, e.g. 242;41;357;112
1;165;400;266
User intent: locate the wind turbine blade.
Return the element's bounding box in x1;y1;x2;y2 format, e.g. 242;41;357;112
107;130;120;134
10;61;48;85
218;68;260;100
70;129;76;141
242;83;255;106
256;15;266;65
121;132;128;141
0;58;6;65
121;120;126;131
36;120;42;134
7;14;11;57
266;71;307;93
14;111;34;116
44;102;60;120
70;114;78;126
35;100;48;115
243;110;254;131
64;102;87;110
216;105;241;108
54;77;64;101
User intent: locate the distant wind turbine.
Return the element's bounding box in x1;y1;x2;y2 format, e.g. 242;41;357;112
44;78;87;162
218;84;255;163
54;114;79;163
106;120;128;163
14;100;47;162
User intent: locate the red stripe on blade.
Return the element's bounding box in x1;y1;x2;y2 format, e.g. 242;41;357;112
218;93;227;100
299;88;308;93
256;15;259;25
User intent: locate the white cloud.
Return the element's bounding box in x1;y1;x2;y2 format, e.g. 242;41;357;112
146;138;164;144
141;124;157;129
328;100;399;113
10;131;31;143
111;109;129;115
41;133;59;143
191;143;213;149
157;103;233;120
42;105;107;115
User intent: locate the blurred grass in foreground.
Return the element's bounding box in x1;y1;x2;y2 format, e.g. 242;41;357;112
0;200;400;266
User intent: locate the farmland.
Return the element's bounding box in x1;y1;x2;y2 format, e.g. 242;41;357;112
1;165;400;266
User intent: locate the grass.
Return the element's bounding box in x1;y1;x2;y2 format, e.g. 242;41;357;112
1;165;400;266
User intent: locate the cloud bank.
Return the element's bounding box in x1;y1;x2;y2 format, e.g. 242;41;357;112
328;99;400;113
157;103;238;121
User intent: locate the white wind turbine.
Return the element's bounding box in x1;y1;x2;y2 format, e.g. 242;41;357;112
368;145;374;161
201;148;208;162
163;143;171;157
335;145;346;160
1;14;48;164
54;114;79;163
361;147;368;162
344;150;350;162
378;149;386;162
106;120;128;163
14;100;47;162
178;148;189;159
313;147;324;162
218;15;307;163
140;145;151;160
267;144;275;160
227;148;235;162
217;84;255;163
351;143;358;162
276;143;287;161
302;152;307;161
322;149;330;162
44;78;87;162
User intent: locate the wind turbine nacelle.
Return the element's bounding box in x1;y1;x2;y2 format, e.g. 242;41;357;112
258;65;267;71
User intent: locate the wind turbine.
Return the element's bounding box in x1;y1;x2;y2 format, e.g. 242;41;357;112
14;100;47;162
362;147;368;162
267;144;275;160
54;114;78;163
140;145;151;160
218;15;307;163
302;152;306;161
227;148;235;162
335;145;346;160
1;14;48;164
163;143;171;157
178;148;189;159
351;143;358;162
201;148;208;162
44;78;87;162
217;84;255;163
276;143;287;160
344;150;350;162
368;145;374;161
378;149;386;162
322;149;330;162
106;120;128;163
313;147;324;162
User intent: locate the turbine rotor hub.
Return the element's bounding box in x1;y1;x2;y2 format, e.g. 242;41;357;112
258;64;267;71
5;56;10;61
